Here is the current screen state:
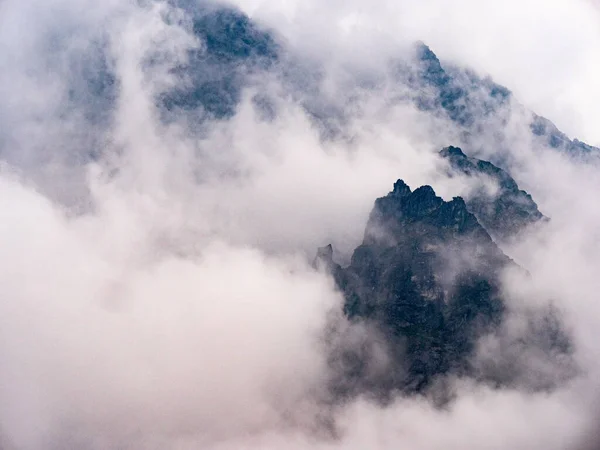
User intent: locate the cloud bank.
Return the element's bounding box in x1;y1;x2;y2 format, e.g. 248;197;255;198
0;0;600;449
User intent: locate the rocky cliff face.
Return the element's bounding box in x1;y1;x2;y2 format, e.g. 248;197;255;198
318;173;571;397
319;179;511;393
409;43;598;156
163;5;279;118
440;146;545;240
65;2;577;397
165;6;599;156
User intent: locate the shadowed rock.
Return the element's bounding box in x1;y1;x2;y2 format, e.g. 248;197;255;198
327;180;510;394
319;179;572;397
440;146;546;240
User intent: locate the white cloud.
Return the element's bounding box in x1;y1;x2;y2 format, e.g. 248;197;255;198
1;0;600;449
232;0;600;145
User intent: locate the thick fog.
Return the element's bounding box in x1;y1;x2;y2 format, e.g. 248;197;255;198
0;0;600;449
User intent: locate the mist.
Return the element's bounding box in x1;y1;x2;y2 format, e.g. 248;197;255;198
1;0;600;449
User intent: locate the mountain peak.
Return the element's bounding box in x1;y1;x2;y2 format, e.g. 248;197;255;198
327;179;512;393
365;180;488;247
440;146;545;240
392;179;411;197
318;176;568;396
440;145;467;158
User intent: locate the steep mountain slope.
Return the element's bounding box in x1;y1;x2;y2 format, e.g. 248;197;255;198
317;174;572;396
440;146;545;240
409;43;599;156
163;4;279;118
43;2;577;396
70;4;598;158
318;180;512;393
167;6;599;155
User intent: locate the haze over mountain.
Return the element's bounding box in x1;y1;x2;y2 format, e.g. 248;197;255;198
0;1;600;449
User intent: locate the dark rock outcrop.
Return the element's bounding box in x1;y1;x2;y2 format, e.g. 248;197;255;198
321;180;511;394
408;42;598;156
440;146;545;240
318;177;573;397
162;4;279;118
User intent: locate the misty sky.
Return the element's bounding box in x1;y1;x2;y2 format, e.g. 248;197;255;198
0;0;600;449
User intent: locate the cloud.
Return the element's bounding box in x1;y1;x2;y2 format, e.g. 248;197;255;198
231;0;600;146
0;153;342;448
1;0;600;449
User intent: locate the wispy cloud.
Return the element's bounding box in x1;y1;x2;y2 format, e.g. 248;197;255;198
0;0;600;448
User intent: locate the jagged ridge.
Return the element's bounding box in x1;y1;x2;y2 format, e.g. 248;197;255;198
320;180;511;393
440;146;545;240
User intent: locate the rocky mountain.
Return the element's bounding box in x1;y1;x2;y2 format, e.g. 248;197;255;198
163;6;599;155
408;43;598;156
317;174;570;396
70;4;598;159
440;146;545;240
317;179;511;393
159;5;575;396
71;2;578;396
163;4;279;118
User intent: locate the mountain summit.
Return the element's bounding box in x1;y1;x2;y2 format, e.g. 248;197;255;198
319;175;571;396
440;146;546;240
321;179;511;393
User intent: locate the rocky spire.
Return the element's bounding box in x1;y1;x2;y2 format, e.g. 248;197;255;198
440;146;546;240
